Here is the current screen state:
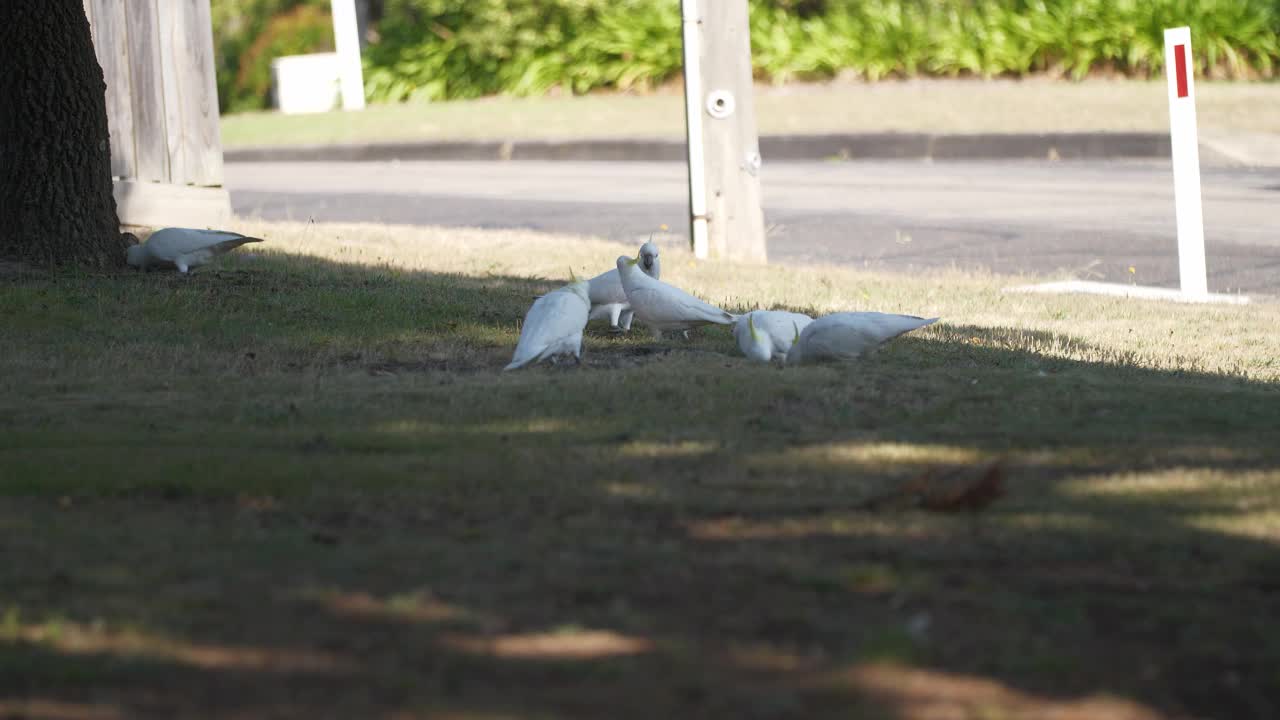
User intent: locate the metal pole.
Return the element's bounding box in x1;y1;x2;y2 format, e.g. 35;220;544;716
331;0;366;111
681;0;709;259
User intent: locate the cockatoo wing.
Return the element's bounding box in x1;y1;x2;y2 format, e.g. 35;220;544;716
627;286;735;326
797;319;868;359
505;286;590;371
756;311;814;355
587;269;628;306
791;312;938;363
845;312;939;345
616;254;733;330
146;228;264;261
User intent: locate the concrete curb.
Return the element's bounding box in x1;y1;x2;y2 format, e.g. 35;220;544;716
225;132;1178;164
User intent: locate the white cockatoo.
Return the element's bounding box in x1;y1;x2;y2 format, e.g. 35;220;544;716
505;273;592;371
786;312;939;365
125;228;264;273
616;254;735;337
734;310;814;363
586;240;661;332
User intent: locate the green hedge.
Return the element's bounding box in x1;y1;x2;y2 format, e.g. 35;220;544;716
363;0;1279;104
364;0;684;102
750;0;1280;81
214;0;1280;110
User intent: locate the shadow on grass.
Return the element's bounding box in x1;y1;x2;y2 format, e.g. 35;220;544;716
1;252;1278;719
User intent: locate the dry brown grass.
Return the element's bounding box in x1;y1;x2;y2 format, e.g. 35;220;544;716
220;80;1280;148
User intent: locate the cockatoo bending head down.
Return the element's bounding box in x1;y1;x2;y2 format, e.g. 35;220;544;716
734;310;814;363
123;234;144;265
742;314;772;363
786;312;939;365
125;227;264;273
504;270;592;371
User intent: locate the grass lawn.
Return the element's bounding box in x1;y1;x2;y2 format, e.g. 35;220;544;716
219;79;1280;149
3;221;1279;719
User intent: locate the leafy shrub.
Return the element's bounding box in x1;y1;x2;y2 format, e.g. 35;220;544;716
217;0;1280;109
232;5;336;112
212;0;333;112
362;0;741;101
748;0;1280;83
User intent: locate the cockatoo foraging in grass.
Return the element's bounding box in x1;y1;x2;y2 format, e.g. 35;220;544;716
586;240;661;332
616;254;736;338
125;228;264;273
505;273;592;371
734;310;814;363
786;312;939;365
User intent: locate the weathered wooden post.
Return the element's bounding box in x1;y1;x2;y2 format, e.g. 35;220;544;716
681;0;768;263
82;0;230;228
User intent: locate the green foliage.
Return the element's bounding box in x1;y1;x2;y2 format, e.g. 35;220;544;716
211;0;333;113
361;0;1280;104
363;0;685;102
214;0;1280;109
746;0;1280;83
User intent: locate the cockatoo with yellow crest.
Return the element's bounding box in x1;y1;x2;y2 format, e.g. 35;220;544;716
616;253;735;338
585;240;660;332
734;310;814;363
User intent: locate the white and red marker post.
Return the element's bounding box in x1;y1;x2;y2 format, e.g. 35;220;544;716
1164;26;1208;297
1005;27;1247;304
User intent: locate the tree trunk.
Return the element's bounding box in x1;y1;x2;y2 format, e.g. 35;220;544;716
0;0;128;268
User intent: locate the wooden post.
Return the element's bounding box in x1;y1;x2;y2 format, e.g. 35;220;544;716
156;0;225;187
83;0;231;229
85;0;135;180
331;0;366;111
683;0;767;263
125;0;170;184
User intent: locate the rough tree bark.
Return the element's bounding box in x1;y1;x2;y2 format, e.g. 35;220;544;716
0;0;129;267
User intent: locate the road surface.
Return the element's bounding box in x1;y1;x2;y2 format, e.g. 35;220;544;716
225;160;1280;294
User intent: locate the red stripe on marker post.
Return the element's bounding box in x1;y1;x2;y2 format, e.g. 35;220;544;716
1174;44;1189;98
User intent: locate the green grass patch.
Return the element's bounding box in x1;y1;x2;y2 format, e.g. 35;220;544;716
220;79;1280;149
2;221;1278;719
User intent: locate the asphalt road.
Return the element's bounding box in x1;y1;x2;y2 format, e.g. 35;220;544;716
225;159;1280;294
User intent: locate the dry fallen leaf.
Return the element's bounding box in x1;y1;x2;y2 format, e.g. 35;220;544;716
917;460;1006;514
861;460;1006;515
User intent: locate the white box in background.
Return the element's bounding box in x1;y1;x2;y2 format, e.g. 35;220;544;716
271;53;341;114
